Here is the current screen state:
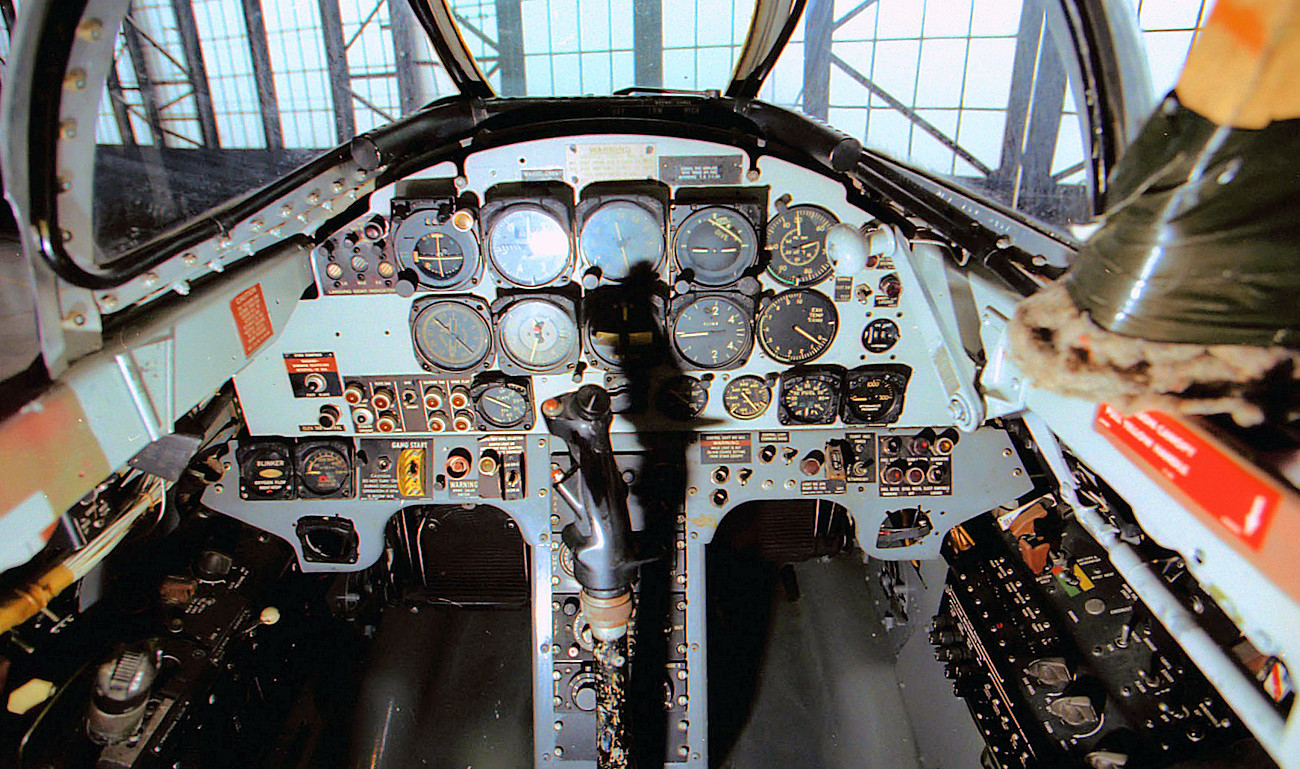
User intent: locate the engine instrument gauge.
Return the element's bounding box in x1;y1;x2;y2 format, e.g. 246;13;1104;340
765;205;838;285
297;444;352;496
673;206;758;285
723;375;771;419
779;368;843;425
393;213;480;289
473;381;532;429
657;375;709;421
496;297;579;373
842;365;911;424
410;298;493;372
670;294;752;369
487;205;572;286
756;289;839;364
579;200;665;281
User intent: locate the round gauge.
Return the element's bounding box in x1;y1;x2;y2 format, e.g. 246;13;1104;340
781;373;840;424
579;201;665;281
298;445;351;496
497;297;579;372
657;376;709;421
723;375;771;419
862;318;900;353
756;289;839;364
843;374;900;423
411;299;493;372
673;207;758;286
393;213;480;288
475;383;530;428
487;205;572;286
670;294;752;369
765;205;838;285
584;292;664;369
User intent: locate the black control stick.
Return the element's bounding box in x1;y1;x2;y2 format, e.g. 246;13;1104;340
543;384;638;769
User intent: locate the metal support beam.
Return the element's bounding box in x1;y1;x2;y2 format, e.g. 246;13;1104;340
240;0;284;149
318;0;357;143
105;67;139;147
802;0;832;120
170;0;220;147
995;0;1067;211
120;15;169;149
391;0;425;114
494;0;525;96
633;0;662;88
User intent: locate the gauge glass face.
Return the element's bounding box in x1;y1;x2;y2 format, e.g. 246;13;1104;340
781;373;839;424
765;205;838;286
657;376;709;421
476;384;530;428
498;298;578;372
843;369;908;424
756;289;839;364
411;300;493;371
862;318;900;353
673;207;758;285
411;230;467;284
723;375;771;419
671;295;751;369
585;296;663;369
299;446;350;495
579;201;665;281
488;206;571;286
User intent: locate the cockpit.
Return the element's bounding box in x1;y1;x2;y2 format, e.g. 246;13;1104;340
2;2;1297;769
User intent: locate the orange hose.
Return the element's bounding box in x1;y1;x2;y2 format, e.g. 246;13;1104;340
0;564;75;634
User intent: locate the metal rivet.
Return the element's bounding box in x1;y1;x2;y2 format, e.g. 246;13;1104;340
64;69;87;91
59;119;77;139
77;19;104;41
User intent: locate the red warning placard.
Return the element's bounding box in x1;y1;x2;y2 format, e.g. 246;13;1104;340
230;283;273;355
1095;405;1278;550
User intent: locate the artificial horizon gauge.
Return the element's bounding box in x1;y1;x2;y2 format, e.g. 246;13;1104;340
392;212;480;289
778;368;842;425
765;205;837;285
670;294;753;369
297;444;352;496
722;375;771;419
756;289;839;364
496;297;579;372
657;375;709;421
584;291;664;369
410;297;494;372
579;200;665;280
487;205;572;286
473;381;531;429
673;206;758;285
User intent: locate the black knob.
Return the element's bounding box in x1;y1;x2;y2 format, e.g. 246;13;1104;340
574;385;611;419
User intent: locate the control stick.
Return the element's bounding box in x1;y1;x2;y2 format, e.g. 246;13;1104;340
543;385;637;769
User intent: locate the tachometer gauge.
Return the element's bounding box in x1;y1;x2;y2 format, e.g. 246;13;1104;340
723;375;771;419
670;294;752;369
392;212;480;289
842;365;911;424
579;200;665;281
657;375;709;421
496;296;579;373
297;444;352;496
487;205;572;286
473;380;532;429
756;289;839;364
410;297;493;372
779;368;843;425
673;206;758;285
765;205;837;286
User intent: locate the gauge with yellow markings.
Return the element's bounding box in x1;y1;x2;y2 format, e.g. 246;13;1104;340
723;375;771;419
765;205;837;286
410;297;494;373
473;381;531;429
669;294;753;369
673;206;758;285
496;296;579;373
297;444;352;496
579;200;665;281
392;211;480;289
756;289;838;364
657;375;709;421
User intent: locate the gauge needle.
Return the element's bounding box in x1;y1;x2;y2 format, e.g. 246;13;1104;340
432;316;475;353
741;391;758;409
677;331;713;337
793;325;821;344
485;395;513;409
671;390;693;405
615;221;630;270
529;331;539;361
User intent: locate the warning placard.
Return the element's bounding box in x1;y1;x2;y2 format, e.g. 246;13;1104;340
231;284;273;355
1095;406;1278;551
700;432;752;464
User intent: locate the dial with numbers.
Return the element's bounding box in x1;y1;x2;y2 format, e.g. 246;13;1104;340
670;294;752;369
765;205;837;286
756;289;838;364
